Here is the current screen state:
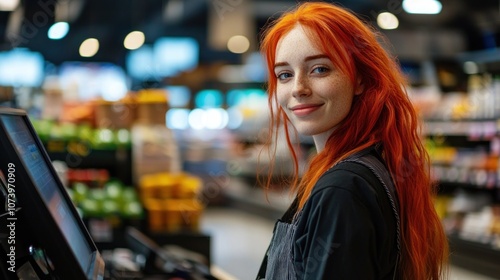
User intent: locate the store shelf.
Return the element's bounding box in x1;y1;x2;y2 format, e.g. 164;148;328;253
47;147;132;185
424;83;500;275
448;234;500;279
424;119;499;139
438;182;500;196
433;168;499;191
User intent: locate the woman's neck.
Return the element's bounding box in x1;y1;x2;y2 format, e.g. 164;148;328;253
312;127;336;152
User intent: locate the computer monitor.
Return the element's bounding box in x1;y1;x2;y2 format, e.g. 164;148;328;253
0;107;104;280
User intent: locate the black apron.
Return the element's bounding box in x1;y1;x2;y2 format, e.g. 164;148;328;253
256;145;401;279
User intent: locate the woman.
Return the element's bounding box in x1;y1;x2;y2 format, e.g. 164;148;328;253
257;2;448;279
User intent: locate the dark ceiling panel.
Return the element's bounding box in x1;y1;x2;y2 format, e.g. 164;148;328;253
0;0;498;67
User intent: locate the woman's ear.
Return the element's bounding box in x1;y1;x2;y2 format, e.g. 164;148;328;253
355;77;364;95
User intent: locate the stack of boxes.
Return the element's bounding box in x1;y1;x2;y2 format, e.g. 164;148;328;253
129;89;182;185
139;172;204;233
94;95;136;129
94;88;168;129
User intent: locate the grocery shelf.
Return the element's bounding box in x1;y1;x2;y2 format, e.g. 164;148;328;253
424;115;500;277
448;234;500;279
438;179;499;190
47;147;132;185
424;119;499;139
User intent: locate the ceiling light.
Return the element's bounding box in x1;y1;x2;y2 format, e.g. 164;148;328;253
48;22;69;40
0;0;19;11
227;35;250;54
79;38;99;57
124;31;145;50
377;12;399;30
403;0;442;14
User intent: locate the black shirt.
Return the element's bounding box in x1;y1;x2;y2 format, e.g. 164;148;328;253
291;157;399;279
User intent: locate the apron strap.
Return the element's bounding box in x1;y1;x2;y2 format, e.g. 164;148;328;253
340;146;401;279
256;197;298;279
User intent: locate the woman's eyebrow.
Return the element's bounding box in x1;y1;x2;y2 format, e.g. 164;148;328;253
274;61;289;69
304;54;329;62
274;54;330;70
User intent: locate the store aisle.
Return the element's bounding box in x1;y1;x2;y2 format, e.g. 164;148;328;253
201;207;498;280
202;207;274;279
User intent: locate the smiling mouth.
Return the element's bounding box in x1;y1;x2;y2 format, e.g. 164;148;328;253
291;104;322;117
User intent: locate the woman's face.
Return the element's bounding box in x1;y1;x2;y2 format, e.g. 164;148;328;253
274;24;360;139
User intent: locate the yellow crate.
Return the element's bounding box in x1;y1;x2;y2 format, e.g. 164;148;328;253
139;172;202;200
144;199;164;232
144;198;203;233
164;199;203;232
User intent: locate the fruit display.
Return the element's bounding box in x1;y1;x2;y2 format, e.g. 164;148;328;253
68;179;144;219
32;88;168;151
31;119;132;151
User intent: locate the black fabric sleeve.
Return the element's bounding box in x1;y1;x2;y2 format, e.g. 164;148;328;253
293;169;384;280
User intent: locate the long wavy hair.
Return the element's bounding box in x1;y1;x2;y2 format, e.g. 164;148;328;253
259;2;448;279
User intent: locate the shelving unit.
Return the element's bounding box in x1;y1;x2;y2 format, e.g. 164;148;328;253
448;234;500;278
45;144;133;185
424;119;499;139
425;120;500;269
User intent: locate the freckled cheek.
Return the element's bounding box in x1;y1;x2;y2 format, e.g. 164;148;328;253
276;90;288;111
337;93;355;116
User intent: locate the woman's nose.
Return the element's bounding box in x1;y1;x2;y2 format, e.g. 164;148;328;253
292;74;311;98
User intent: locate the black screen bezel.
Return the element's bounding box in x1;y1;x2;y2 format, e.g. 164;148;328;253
0;107;104;280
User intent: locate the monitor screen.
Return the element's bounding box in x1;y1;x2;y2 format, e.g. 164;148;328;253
0;114;92;270
0;107;104;279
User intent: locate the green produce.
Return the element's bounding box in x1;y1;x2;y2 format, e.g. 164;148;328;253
115;129;131;147
72;182;89;204
104;180;123;201
80;199;100;217
93;128;116;149
122;201;143;218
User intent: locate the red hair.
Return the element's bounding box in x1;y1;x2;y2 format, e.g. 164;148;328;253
260;2;448;279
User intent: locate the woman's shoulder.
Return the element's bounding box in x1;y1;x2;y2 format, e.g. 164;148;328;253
310;160;384;203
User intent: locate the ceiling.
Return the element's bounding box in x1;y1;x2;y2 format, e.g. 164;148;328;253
0;0;499;69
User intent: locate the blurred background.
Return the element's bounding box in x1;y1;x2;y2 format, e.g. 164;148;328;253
0;0;500;279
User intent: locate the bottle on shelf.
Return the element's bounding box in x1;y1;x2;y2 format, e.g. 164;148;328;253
494;75;500;119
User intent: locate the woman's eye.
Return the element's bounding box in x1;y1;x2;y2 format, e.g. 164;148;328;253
277;72;292;80
313;67;329;74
